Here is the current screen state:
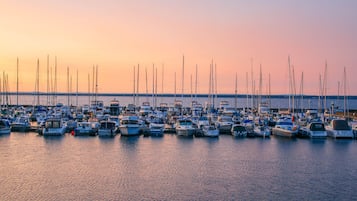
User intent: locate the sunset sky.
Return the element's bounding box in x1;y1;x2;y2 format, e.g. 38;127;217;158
0;0;356;95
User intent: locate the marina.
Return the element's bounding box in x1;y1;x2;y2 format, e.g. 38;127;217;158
2;1;357;200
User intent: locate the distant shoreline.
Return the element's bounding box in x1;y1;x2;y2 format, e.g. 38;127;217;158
2;92;357;99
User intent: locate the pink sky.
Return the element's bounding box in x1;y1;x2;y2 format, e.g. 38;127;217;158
0;1;356;95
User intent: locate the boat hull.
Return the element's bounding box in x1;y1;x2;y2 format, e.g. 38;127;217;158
42;128;66;136
0;128;11;135
176;128;195;137
272;127;298;137
119;125;140;136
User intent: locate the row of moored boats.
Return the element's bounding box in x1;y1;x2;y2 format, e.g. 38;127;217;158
1;100;357;139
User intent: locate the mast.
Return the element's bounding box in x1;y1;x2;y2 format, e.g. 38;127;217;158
76;69;78;107
155;67;158;108
323;61;328;113
133;65;136;105
47;54;49;106
250;59;254;109
54;56;57;105
214;63;217;108
246;72;249;110
95;65;98;103
67;66;70;106
209;62;212;106
343;67;347;118
16;57;19;106
37;59;40;106
136;64;140;106
181;55;184;100
161;64;164;103
92;66;95;103
235;72;238;110
288;56;291;113
292;65;296;114
300;72;304;113
70;74;73;106
195;64;198;101
190;74;193;104
152;64;154;106
268;73;271;109
88;73;90;106
318;74;322;113
259;64;262;105
145;67;148;102
174;72;176;100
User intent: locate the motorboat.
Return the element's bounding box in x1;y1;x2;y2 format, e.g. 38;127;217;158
119;114;141;136
231;124;247;137
271;117;298;137
254;125;271;137
0;119;11;135
215;115;234;134
74;121;98;136
149;117;165;136
41;118;66;136
325;119;353;138
175;118;196;137
10;115;31;132
98;120;117;137
202;124;219;137
298;121;327;138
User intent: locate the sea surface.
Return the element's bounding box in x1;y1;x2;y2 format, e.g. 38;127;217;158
1;132;357;200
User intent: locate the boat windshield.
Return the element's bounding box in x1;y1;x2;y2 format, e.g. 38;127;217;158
332;120;350;130
310;123;325;131
46;120;61;128
179;120;192;126
233;126;246;132
276;121;293;126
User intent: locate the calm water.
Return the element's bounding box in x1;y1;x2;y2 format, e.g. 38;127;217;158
1;133;357;200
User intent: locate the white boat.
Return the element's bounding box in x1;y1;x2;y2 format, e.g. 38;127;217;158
325;119;353;139
202;124;219;137
0;119;11;135
231;124;247;137
119;115;141;136
42;118;66;136
299;121;327;138
149;118;165;136
254;125;271;137
175;118;196;137
74;121;98;136
197;116;210;129
98;120;117;137
271;118;299;137
139;102;152;116
10;116;31;132
215;115;234;134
